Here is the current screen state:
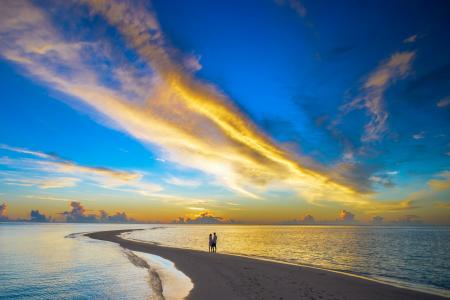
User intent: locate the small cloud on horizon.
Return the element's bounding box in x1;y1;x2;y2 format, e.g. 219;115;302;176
372;216;384;224
172;211;234;224
339;209;356;222
61;201;134;223
30;210;49;222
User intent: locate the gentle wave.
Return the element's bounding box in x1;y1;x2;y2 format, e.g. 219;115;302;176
123;249;165;300
128;250;194;300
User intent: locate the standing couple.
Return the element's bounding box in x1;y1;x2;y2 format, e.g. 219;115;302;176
209;232;218;253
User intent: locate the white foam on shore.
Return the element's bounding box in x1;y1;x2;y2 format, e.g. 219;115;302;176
132;250;193;300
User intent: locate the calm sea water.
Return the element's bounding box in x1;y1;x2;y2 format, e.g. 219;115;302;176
125;225;450;297
0;223;155;299
1;224;449;299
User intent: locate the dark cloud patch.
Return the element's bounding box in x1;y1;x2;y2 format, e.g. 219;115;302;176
322;45;355;61
330;45;354;56
330;162;382;193
99;210;132;223
107;212;131;223
30;210;48;222
98;209;133;223
303;214;315;224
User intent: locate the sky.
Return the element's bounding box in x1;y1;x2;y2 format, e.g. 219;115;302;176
0;0;449;224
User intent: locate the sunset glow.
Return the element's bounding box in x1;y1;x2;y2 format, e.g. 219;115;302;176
0;0;449;225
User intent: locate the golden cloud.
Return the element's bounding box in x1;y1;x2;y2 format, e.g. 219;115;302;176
0;0;420;211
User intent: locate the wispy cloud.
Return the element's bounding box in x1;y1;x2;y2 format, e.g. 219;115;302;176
25;195;72;202
403;34;418;44
339;51;416;142
0;0;420;212
187;206;205;211
428;171;450;191
0;144;58;159
275;0;307;17
412;131;425;140
4;177;79;189
165;176;201;187
435;202;450;209
365;171;449;214
0;0;358;204
0;143;161;193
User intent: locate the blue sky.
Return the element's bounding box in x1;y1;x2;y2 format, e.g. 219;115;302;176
0;0;449;224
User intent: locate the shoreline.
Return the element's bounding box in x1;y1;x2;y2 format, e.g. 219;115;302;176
120;230;446;298
87;229;448;300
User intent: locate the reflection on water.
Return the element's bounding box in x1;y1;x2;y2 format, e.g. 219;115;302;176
0;223;151;299
125;225;450;296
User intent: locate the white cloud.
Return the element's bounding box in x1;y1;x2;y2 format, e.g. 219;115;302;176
0;0;358;204
412;131;425;140
0;1;422;212
25;195;72;202
165;176;201;187
403;34;417;44
437;97;450;108
386;171;399;175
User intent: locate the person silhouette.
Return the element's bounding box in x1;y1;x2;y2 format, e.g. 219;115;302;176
212;232;217;253
208;233;213;252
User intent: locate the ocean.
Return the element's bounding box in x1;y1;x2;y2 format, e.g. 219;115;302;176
1;223;449;299
124;225;450;297
0;223;191;300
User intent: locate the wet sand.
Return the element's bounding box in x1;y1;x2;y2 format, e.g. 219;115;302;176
86;229;447;300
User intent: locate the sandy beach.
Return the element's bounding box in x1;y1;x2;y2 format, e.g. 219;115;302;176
86;229;447;300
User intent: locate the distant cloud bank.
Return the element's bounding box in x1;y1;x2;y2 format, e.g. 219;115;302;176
0;201;8;220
